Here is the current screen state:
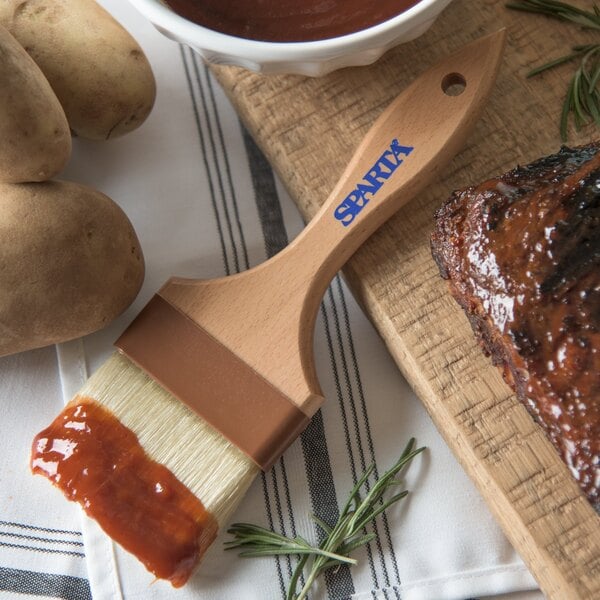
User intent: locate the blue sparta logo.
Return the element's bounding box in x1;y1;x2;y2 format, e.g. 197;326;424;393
334;139;413;227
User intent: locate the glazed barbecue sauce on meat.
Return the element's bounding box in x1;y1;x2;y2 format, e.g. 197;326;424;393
431;144;600;506
165;0;421;42
31;397;217;586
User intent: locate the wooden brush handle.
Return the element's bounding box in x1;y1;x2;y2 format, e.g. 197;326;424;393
284;30;506;300
158;31;506;415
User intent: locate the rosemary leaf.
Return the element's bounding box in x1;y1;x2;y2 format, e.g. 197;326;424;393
225;438;425;600
336;532;378;556
573;67;587;126
286;557;308;600
310;514;333;535
589;59;600;89
526;50;584;77
560;76;576;140
507;0;600;28
507;0;600;140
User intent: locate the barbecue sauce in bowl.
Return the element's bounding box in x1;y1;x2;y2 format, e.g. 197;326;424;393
165;0;422;42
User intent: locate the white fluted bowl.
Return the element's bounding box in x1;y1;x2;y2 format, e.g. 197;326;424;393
127;0;454;76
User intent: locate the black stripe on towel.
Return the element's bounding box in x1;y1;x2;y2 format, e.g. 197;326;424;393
0;539;84;558
0;566;91;600
186;57;293;598
206;63;295;594
202;62;250;271
0;530;84;548
335;278;403;592
179;46;231;275
325;281;390;592
240;123;304;593
241;126;355;599
240;126;289;258
191;58;248;273
0;521;82;537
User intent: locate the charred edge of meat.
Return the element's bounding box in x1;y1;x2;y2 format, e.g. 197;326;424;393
539;167;600;301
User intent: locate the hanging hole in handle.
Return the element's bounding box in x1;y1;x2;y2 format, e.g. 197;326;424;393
442;72;466;96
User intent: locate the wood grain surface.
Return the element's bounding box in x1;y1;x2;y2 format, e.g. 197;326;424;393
209;1;600;598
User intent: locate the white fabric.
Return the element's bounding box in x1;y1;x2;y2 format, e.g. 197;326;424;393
0;0;545;598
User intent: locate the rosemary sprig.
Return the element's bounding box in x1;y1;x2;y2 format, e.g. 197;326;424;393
507;0;600;140
507;0;600;28
225;438;425;600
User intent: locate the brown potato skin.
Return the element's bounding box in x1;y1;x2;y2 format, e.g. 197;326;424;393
0;0;156;140
0;181;145;356
0;24;71;183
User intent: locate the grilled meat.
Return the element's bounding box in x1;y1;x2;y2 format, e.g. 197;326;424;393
431;143;600;507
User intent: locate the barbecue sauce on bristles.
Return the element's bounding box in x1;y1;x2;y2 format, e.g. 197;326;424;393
32;352;258;586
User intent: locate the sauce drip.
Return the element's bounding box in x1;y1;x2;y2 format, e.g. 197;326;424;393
31;397;217;587
165;0;422;42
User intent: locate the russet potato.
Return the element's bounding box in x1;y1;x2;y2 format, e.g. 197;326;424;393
0;181;145;356
0;0;156;140
0;24;70;183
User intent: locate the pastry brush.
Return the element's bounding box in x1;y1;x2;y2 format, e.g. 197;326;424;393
31;30;505;587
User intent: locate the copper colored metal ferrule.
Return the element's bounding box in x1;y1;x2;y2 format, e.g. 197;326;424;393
115;294;310;471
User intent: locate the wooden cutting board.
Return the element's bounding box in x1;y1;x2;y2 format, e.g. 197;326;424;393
209;2;600;598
